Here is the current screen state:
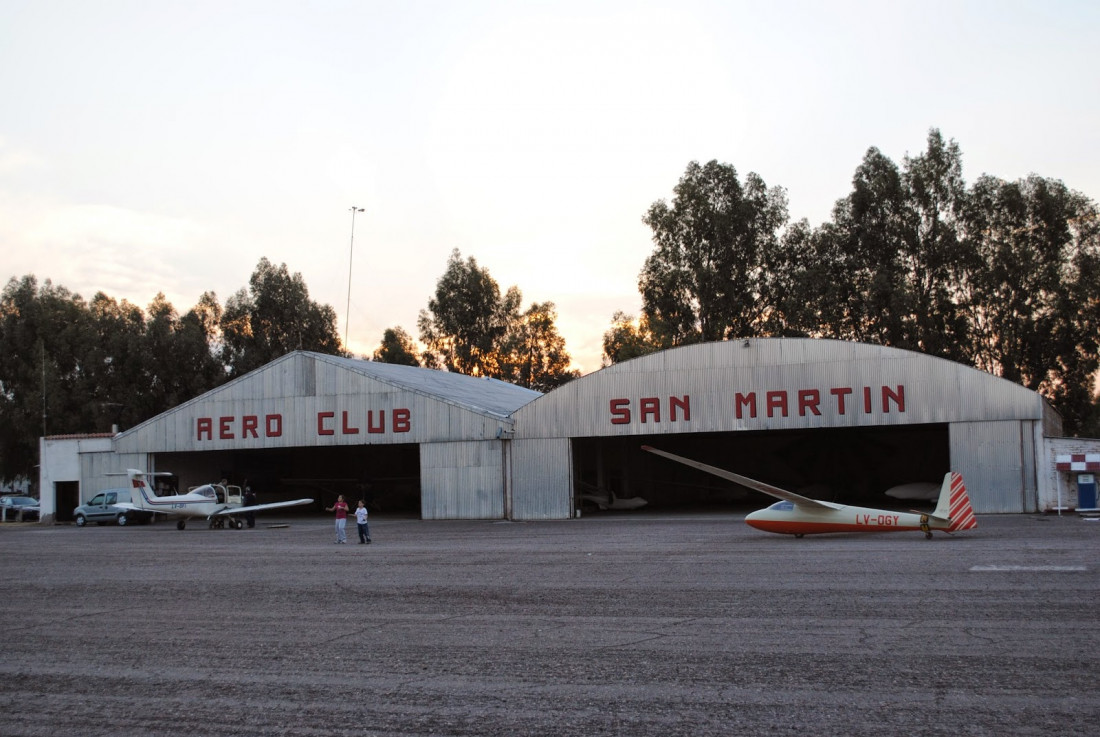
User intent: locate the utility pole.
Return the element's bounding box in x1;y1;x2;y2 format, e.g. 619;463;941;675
345;206;364;350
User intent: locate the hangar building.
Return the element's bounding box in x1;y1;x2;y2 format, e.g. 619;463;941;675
508;339;1062;518
39;339;1075;522
41;352;540;522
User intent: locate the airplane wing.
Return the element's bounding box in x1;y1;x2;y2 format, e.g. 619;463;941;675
214;499;314;516
641;446;838;510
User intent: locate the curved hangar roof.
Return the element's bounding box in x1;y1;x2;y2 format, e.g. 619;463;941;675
114;351;542;453
512;338;1060;438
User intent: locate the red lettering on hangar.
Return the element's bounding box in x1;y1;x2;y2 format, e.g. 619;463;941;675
605;386;906;425
316;409;411;435
735;385;905;419
609;396;691;425
197;415;283;440
196;409;411;441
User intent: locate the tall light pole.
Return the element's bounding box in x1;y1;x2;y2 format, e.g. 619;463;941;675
345;206;364;350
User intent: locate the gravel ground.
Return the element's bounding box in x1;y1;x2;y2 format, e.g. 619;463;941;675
1;511;1098;736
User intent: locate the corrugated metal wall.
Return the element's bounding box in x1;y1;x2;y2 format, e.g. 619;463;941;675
420;440;505;519
514;339;1051;439
54;341;1057;522
510;438;572;520
512;339;1056;517
115;353;513;454
80;451;149;503
949;421;1035;513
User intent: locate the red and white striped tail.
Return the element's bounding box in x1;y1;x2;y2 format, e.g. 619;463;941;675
946;472;977;532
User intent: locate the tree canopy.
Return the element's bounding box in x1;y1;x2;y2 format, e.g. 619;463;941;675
417;249;577;390
614;130;1100;434
0;258;347;482
372;326;421;366
639;160;790;346
220;258;343;377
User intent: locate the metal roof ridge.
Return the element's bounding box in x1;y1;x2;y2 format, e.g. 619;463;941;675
306;352;540;419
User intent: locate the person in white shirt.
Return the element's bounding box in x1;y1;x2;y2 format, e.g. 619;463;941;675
354;500;371;544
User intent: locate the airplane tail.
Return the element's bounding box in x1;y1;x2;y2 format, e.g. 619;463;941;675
931;472;977;532
124;469;168;510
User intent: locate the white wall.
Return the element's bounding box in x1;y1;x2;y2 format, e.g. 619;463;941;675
1042;437;1100;511
38;435;115;522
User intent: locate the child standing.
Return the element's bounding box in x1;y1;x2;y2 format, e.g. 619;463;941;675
354;500;371;544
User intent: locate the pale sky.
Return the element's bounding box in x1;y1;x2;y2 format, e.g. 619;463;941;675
2;0;1097;374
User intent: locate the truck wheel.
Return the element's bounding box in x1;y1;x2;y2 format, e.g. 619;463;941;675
75;514;87;527
117;513;128;526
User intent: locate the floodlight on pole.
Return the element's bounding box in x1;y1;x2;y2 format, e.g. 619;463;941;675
345;206;365;350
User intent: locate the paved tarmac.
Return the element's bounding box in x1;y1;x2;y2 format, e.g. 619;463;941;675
1;511;1098;736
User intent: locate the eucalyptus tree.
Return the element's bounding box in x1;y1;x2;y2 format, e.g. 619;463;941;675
498;301;578;391
142;292;226;415
897;129;971;360
601;310;661;365
85;292;150;429
793;132;969;355
638;160;789;346
798;148;915;344
0;277;97;480
959;174;1100;432
417;249;521;377
372;326;421;366
220;258;342;377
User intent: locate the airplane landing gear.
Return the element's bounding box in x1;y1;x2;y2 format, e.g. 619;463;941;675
920;514;932;540
207;517;243;529
176;520;186;530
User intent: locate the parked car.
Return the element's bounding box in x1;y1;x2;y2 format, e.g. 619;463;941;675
73;489;153;526
0;495;40;521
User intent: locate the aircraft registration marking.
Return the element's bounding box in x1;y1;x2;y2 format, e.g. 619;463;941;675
855;514;901;526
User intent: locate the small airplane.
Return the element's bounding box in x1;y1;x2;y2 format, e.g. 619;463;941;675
579;489;649;511
113;469;313;530
884;481;940;501
641;446;977;538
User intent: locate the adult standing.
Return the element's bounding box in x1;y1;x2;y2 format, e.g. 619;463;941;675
242;480;256;528
325;495;349;544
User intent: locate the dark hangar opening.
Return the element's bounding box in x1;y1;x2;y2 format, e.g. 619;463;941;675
156;444;422;516
572;424;950;512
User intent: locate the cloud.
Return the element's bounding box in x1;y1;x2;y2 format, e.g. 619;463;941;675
0;136;44;176
0;197;226;311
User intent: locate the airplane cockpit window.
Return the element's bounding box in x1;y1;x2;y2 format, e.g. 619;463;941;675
195;486;216;500
767;501;795;512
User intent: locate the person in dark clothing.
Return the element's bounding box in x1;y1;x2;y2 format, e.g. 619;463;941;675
242;481;257;528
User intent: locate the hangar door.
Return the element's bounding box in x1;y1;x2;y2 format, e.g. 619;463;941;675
157;443;421;516
572;424;950;511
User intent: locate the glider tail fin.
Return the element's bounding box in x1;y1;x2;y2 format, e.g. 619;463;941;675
932;472;977;531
